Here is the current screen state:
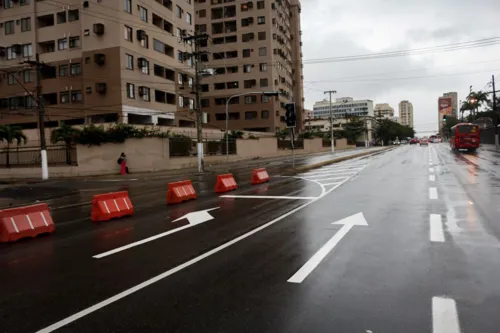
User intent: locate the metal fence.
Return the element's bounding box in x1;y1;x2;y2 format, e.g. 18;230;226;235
169;138;237;157
277;140;304;150
0;145;77;167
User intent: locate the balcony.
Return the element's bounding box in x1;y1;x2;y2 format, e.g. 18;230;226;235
37;14;54;28
224;21;237;33
38;41;55;54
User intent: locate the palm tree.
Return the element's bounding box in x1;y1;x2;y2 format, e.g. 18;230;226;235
50;122;80;165
460;101;473;121
468;90;489;117
0;125;28;167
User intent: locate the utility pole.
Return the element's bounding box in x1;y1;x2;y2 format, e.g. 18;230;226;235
23;53;49;180
324;90;337;153
493;75;498;150
183;32;209;174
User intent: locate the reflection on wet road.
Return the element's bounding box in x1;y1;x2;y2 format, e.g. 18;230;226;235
2;144;500;332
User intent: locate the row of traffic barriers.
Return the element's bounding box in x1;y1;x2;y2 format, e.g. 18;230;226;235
0;168;270;243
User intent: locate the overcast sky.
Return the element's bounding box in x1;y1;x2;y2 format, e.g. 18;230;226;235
300;0;500;134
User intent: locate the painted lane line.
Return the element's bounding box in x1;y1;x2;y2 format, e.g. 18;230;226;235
429;175;435;182
304;172;356;179
429;162;433;166
308;176;347;182
430;214;445;242
321;182;341;186
432;297;461;333
219;195;317;200
429;187;438;200
38;164;369;333
429;167;434;173
288;213;368;284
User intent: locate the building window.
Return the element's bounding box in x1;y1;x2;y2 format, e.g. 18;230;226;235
139;6;147;22
58;38;67;50
260;78;268;87
261;110;269;119
125;54;133;69
3;0;13;8
60;92;69;104
21;18;31;32
258;31;266;40
186;12;192;24
71;90;83;102
69;36;80;48
57;12;66;24
257;1;265;9
199;9;206;17
176;5;182;18
23;70;33;83
22;44;33;57
242;49;251;58
68;9;79;21
6;47;16;60
261;95;270;103
7;74;15;85
177;51;183;63
126;83;135;98
259;63;267;72
59;65;68;76
245;111;258;120
243;64;252;73
124;25;133;41
5;21;14;35
20;0;30;5
124;0;131;13
139;87;150;101
257;16;265;24
141;59;149;74
259;47;267;56
201;99;210;108
141;35;149;48
244;96;257;104
70;63;81;75
179;95;184;107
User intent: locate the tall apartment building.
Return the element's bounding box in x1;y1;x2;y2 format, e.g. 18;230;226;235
194;0;304;132
398;100;414;127
0;0;197;129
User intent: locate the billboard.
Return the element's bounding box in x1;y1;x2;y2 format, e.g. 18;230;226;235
438;97;453;118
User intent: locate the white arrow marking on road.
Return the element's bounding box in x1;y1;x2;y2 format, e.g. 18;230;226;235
93;208;219;259
172;207;219;225
287;212;368;284
432;296;461;333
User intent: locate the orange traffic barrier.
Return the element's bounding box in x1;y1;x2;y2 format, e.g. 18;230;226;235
167;180;197;204
0;203;55;243
91;191;134;222
215;174;238;193
251;168;270;185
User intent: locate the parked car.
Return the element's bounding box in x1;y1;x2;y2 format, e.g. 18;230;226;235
401;140;408;144
393;140;401;145
410;138;418;145
420;139;429;146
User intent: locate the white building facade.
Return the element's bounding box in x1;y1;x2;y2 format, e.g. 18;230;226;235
313;97;374;119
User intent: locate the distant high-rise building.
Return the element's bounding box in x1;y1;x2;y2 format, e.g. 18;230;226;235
374;103;395;119
442;92;458;117
398;101;414;127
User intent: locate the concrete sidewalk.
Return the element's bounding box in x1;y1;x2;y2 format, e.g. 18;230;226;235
0;147;390;209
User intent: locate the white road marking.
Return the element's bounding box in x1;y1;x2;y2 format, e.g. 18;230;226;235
432;296;461;333
220;195;317;200
308;176;347;182
429;167;434;173
429;162;433;166
430;187;438;200
288;213;368;284
322;182;341;186
430;175;435;182
303;172;356;178
430;214;445;242
39;161;371;332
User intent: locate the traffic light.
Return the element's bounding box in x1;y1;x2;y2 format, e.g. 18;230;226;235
284;103;296;128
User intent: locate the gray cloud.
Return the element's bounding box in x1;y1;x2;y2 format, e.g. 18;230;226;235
300;0;500;133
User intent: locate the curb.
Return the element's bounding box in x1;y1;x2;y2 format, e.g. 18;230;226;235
288;147;394;173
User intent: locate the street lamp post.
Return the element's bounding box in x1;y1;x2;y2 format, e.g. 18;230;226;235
225;91;280;163
324;90;337;153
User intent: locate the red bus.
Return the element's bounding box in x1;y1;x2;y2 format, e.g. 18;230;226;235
449;123;480;152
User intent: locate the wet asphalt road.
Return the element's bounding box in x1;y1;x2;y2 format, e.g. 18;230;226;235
1;144;500;332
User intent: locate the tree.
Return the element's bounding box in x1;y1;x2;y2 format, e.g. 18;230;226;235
441;116;459;138
460;100;473;121
0;125;28;167
51;122;81;165
468;90;489;116
374;119;415;144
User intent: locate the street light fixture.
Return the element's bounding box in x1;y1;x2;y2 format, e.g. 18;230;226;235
225;91;280;162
